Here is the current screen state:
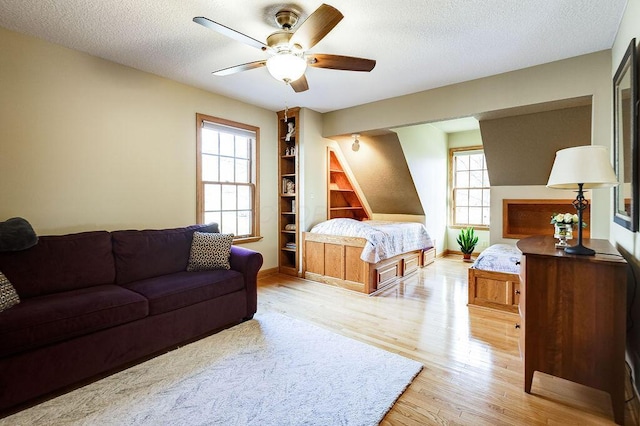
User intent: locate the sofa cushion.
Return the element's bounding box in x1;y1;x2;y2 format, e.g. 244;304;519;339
0;231;115;298
187;232;233;271
0;271;20;312
0;285;148;357
124;270;244;315
111;224;218;285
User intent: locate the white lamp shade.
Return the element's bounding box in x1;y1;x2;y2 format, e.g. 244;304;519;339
266;54;307;83
546;145;618;189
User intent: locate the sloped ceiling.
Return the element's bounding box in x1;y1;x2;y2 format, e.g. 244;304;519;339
335;133;424;215
479;101;592;185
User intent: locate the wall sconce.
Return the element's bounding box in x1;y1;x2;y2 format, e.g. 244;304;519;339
351;134;360;151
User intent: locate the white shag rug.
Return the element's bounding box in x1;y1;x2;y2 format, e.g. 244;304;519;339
2;312;422;426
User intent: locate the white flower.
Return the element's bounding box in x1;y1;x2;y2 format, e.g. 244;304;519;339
554;214;565;223
563;213;573;223
572;214;579;223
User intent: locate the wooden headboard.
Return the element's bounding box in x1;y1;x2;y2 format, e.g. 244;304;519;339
502;199;591;239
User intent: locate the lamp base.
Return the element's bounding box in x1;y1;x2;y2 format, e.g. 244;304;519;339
564;244;595;256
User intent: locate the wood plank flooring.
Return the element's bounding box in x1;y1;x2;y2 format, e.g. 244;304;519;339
257;255;638;425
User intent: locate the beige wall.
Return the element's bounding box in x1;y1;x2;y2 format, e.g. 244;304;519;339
300;108;335;231
0;27;279;268
323;52;611;139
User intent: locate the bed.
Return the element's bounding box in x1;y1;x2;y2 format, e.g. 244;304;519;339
302;219;435;295
468;244;521;313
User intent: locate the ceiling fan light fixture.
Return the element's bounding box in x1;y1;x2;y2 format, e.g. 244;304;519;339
266;53;307;83
194;4;374;94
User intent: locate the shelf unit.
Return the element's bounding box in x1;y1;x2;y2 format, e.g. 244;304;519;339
277;108;300;276
327;147;370;220
502;199;590;239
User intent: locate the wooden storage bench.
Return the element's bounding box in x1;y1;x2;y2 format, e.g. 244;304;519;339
302;232;435;295
467;244;521;313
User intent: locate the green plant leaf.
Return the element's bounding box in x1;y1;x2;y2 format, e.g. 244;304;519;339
457;227;477;254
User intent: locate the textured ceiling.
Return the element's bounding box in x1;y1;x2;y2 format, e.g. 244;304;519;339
0;0;628;113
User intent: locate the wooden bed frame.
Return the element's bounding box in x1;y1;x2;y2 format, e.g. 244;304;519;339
302;232;436;295
468;267;520;314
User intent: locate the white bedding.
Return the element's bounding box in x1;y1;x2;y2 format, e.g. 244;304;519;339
309;219;434;263
471;244;521;274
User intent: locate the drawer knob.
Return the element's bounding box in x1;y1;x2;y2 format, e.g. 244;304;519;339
515;324;521;329
515;261;521;265
515;289;521;295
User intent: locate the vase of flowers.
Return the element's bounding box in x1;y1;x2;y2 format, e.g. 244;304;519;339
550;212;586;248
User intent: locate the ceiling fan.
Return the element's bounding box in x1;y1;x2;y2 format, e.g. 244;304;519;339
193;3;376;93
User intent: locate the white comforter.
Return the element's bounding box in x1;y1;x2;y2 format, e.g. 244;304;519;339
471;244;521;274
309;219;434;263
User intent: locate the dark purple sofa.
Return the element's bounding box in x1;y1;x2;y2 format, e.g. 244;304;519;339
0;224;263;415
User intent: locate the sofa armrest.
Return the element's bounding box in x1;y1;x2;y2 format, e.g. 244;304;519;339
229;246;263;318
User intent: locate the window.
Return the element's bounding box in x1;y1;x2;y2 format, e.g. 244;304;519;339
196;114;260;241
451;147;490;227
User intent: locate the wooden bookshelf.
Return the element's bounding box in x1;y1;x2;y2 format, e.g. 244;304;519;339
277;108;300;275
327;147;370;220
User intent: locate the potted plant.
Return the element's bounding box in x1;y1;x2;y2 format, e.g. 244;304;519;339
456;227;478;261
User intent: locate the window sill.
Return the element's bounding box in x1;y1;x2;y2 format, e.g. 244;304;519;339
233;236;263;244
449;225;490;231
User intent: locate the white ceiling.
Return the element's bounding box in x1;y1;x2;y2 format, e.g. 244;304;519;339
429;117;479;133
0;0;628;113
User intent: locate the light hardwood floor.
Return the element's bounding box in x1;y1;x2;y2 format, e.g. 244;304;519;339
258;255;638;425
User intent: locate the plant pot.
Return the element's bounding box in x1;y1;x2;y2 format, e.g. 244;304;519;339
462;253;473;262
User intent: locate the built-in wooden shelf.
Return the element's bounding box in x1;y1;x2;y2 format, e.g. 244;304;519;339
277;107;300;276
327;147;371;220
502;199;590;239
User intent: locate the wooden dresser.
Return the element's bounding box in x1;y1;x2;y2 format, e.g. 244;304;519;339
516;235;627;425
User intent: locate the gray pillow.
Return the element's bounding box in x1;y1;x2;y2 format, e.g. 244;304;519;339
199;223;220;233
0;271;20;312
187;232;234;271
0;217;38;252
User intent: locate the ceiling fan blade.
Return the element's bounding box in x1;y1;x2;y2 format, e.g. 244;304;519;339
290;75;309;92
193;16;269;51
289;4;343;50
308;54;376;72
212;60;267;76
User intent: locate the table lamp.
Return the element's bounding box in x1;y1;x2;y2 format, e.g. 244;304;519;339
546;145;618;255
